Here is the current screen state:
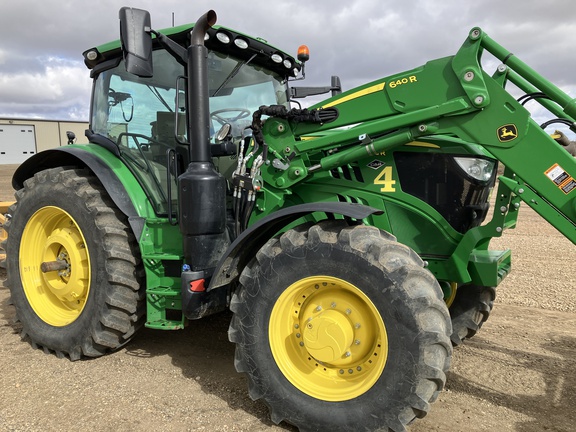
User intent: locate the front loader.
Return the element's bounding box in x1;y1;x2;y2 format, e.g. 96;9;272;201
3;7;575;432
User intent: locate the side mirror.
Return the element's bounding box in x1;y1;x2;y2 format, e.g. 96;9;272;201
66;131;76;145
119;7;153;77
330;76;342;96
290;76;343;99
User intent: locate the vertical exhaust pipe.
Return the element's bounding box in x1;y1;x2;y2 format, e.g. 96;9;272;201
187;10;216;162
179;10;228;273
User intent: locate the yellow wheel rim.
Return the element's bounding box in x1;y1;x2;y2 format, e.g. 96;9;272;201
269;276;388;401
444;282;458;308
19;206;91;326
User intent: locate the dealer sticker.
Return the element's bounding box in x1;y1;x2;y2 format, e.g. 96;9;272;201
545;163;576;194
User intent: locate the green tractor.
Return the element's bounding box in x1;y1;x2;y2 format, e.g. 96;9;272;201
3;7;576;431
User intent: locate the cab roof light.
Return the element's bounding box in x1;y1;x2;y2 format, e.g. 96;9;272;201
234;38;249;49
85;50;99;61
271;53;283;63
216;31;231;44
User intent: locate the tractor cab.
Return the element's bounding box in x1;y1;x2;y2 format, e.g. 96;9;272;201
84;21;297;216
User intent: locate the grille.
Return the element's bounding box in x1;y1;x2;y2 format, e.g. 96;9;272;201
394;152;497;233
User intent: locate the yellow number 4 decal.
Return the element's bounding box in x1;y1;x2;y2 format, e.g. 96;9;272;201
374;166;396;192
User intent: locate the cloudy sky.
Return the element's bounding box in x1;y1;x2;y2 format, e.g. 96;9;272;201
0;0;574;123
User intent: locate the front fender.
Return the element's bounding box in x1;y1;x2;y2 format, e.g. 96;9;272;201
208;202;383;290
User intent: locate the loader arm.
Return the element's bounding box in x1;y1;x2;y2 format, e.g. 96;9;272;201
252;28;576;249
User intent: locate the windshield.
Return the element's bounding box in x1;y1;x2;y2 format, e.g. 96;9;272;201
91;48;288;215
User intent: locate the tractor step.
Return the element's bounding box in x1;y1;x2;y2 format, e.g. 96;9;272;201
145;286;186;330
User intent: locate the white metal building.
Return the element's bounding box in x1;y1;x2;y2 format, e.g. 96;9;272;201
0;118;89;164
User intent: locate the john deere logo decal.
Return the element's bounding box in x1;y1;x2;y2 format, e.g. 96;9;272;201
497;124;518;142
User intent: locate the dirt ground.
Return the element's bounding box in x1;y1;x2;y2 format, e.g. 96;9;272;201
0;163;574;432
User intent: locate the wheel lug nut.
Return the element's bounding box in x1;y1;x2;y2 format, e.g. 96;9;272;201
344;351;351;357
316;306;322;312
299;342;304;347
331;302;336;308
348;369;353;374
294;324;299;329
296;333;301;338
345;309;351;315
354;339;361;345
357;366;362;371
339;369;344;374
355;323;361;329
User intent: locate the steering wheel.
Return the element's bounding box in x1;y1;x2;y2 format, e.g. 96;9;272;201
210;108;251;126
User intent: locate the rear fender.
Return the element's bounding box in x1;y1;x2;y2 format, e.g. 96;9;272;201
12;147;147;239
208;202;384;291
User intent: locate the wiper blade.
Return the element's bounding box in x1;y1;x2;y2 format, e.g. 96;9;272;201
212;53;257;97
147;85;173;112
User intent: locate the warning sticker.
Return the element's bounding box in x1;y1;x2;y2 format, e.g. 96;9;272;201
545;163;576;194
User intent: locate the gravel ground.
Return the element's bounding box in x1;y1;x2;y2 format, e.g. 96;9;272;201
0;163;575;431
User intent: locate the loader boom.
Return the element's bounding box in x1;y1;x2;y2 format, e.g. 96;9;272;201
249;27;576;256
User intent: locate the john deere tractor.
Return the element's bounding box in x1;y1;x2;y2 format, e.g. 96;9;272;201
3;7;576;432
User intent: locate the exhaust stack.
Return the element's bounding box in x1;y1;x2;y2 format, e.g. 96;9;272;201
187;10;216;162
178;10;228;273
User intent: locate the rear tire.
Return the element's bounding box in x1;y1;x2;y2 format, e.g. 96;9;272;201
5;167;144;360
229;221;452;432
449;284;495;346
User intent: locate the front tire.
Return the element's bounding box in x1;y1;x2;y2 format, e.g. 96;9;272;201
449;284;496;346
5;168;144;360
229;221;452;432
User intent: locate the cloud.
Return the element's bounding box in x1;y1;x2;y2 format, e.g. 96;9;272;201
0;56;90;120
0;0;574;124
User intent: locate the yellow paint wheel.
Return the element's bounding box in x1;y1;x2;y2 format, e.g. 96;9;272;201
6;168;144;360
443;281;458;307
230;221;452;431
20;206;91;327
269;276;387;401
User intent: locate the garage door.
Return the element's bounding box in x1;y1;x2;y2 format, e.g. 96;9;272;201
0;125;36;164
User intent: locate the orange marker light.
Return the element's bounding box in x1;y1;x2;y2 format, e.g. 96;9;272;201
297;45;310;62
189;279;206;292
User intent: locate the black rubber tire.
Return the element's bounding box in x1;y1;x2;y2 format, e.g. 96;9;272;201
228;220;452;432
5;167;144;360
449;284;496;346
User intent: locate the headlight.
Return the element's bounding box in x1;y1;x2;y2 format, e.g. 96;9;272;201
454;157;496;182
